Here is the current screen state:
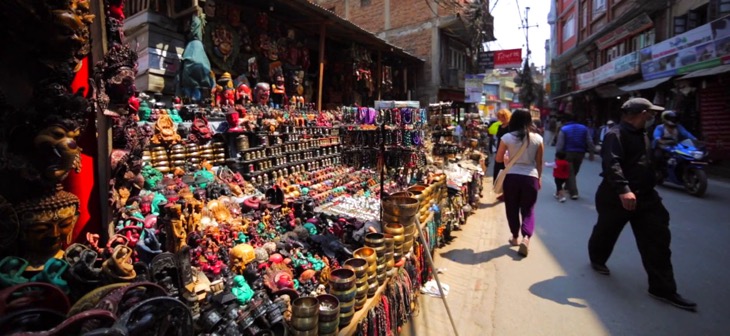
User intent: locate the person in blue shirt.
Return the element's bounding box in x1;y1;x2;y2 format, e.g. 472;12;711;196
652;110;696;148
652;110;697;168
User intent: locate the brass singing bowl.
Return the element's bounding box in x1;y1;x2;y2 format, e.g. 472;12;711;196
382;234;394;248
290;315;319;331
408;185;428;194
338;298;356;313
330;285;357;302
353;247;377;266
366;263;377;276
343;258;368;278
364;233;385;247
381;212;416;225
355;295;368;310
339;309;356;326
384;223;405;235
386;191;413;198
318;319;340;334
382;196;420;217
329;269;356;291
292;296;320;317
317;294;340;322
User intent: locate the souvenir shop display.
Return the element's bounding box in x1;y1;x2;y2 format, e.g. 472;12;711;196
0;2;457;335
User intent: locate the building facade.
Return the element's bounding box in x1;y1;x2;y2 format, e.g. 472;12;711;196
312;0;494;106
548;0;730;158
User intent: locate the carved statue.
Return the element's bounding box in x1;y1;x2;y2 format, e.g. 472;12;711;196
151;114;182;146
255;82;271;106
9;189;80;270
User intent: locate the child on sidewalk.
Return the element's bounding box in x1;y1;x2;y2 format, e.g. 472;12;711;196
545;151;570;202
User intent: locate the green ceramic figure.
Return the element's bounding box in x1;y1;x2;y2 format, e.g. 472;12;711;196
231;275;254;304
193;169;215;189
151;192;168;215
168;108;183;123
138;100;152;121
142;165;163;190
303;223;317;236
30;258;70;294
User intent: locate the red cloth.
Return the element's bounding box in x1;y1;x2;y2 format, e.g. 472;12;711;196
553;159;570;179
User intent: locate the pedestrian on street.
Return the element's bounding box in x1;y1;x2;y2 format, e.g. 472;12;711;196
545;151;570;203
495;109;544;257
587;97;697;312
555;114;595;199
492;109;512;201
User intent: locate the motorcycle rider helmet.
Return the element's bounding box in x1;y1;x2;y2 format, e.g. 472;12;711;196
661;110;678;127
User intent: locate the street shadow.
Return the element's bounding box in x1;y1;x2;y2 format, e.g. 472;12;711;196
477;199;501;209
529;275;589;308
439;245;521;265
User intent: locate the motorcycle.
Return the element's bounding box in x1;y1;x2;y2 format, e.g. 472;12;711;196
655;138;709;197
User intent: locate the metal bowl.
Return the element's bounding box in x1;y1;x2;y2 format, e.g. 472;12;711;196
339;309;356;327
329;285;357;302
343;258;368;278
318;318;340;334
329;268;356;291
338;298;356;313
353;247;377;266
364;232;385;247
384;223;405;236
292;297;320;318
317;294;340;322
382;196;420;217
381;212;416;225
290;315;319;331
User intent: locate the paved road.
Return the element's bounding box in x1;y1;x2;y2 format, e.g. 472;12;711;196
406;133;730;336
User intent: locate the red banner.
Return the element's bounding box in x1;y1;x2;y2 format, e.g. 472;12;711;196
494;49;523;69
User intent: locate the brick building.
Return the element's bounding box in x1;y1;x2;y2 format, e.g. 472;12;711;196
548;0;730;158
311;0;494;106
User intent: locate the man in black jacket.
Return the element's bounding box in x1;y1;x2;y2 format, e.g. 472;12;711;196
587;97;697;312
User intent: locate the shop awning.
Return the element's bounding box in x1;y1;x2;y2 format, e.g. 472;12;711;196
551;89;588;100
680;64;730;79
594;84;626;98
618;77;672;92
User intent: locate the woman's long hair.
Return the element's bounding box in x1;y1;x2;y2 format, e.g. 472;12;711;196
508;109;533;140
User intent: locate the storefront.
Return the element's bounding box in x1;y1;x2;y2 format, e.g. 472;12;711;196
0;1;481;335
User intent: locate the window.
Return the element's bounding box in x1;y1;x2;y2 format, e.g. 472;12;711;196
361;0;371;7
582;4;588;29
563;15;576;41
593;0;606;13
450;47;466;71
674;15;688;36
722;0;730;14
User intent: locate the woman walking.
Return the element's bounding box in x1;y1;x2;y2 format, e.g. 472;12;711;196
495;109;544;257
492;109;512;201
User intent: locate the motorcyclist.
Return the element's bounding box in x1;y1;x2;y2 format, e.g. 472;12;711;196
652;110;697;168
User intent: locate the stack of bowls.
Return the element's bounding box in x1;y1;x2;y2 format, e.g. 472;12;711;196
384;223;405;263
290;297;320;335
353;247;378;298
343;258;368;311
328;268;357;328
364;233;387;285
382;233;396;276
382;196;419;255
409;184;431;225
317;294;340;336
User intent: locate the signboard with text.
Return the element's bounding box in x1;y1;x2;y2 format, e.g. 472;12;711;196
465;74;485;103
493;49;523;69
640;15;730;80
577;51;639;89
478;51;494;72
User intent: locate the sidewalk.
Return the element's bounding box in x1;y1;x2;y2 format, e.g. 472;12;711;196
403;187;504;336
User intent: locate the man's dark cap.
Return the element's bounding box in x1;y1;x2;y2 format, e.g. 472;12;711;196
621;98;665;114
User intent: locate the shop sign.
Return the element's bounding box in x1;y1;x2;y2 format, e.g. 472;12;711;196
596;13;653;50
493;49;523;69
501;89;514;102
478;51;495;72
576;51;639;89
640;16;730;80
509;103;523;109
483;84;500;101
464;74;485;103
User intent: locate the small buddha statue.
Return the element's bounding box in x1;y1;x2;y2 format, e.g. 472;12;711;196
15;189;80;270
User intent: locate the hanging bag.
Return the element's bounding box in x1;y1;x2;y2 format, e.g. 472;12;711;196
493;132;530;194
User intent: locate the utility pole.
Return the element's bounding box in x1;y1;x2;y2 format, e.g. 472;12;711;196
519;6;539;57
517;6;540;108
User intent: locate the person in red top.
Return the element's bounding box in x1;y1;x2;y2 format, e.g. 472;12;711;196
547;151;570;202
